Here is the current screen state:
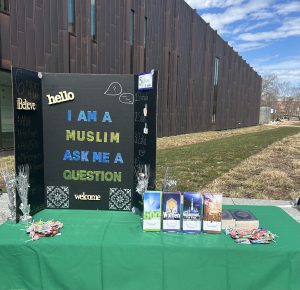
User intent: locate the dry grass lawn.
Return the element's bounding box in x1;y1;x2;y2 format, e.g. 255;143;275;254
0;156;15;193
201;132;300;200
1;122;300;201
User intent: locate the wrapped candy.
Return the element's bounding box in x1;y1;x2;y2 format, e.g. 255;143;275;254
226;227;277;244
26;220;63;241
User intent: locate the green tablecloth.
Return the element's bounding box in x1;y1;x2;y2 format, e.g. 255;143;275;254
0;206;299;290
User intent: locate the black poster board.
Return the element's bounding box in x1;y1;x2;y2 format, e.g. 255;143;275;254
12;68;44;219
42;74;135;210
133;72;158;210
13;68;158;213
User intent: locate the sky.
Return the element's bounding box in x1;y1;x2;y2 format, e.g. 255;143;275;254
184;0;300;87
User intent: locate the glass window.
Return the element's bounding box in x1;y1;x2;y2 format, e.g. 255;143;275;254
91;0;96;40
68;0;75;34
130;10;135;47
0;0;9;13
212;57;220;125
144;17;148;48
130;10;135;73
0;70;13;149
214;57;220;86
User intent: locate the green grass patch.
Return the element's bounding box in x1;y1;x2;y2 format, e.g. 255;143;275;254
2;126;300;194
156;126;300;192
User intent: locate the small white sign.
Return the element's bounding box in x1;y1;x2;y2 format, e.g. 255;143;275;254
143;123;148;134
163;219;180;231
143;218;161;231
138;73;153;90
203;221;222;232
183;220;201;231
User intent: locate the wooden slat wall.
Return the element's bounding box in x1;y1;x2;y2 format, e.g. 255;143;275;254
0;0;262;137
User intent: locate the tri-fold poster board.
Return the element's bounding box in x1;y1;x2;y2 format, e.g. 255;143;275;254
12;67;158;217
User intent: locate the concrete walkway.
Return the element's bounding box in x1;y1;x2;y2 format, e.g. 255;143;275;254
1;192;299;224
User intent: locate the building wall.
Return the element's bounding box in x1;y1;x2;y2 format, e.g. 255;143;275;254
0;70;13;149
0;0;262;139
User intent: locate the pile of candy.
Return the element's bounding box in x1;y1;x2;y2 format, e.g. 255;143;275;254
226;228;277;244
25;220;63;241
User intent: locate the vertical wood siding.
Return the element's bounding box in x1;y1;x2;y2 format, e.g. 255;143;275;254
0;0;262;137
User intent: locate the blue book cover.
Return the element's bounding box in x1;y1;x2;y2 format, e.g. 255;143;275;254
143;191;162;231
162;192;181;232
182;192;203;233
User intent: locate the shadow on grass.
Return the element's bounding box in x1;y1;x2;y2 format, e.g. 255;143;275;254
157;126;300;192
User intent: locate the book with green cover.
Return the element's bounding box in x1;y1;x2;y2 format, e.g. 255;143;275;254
143;191;162;231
